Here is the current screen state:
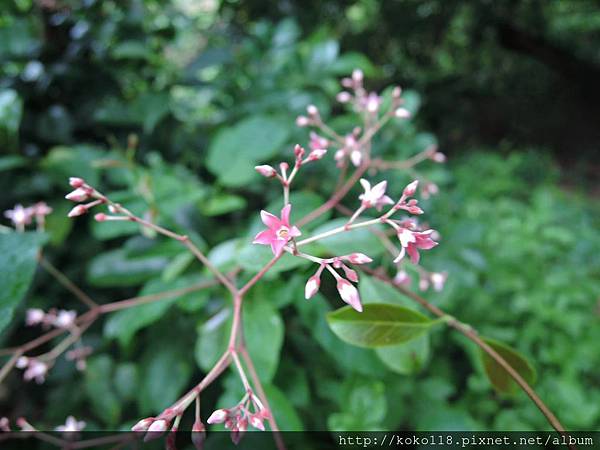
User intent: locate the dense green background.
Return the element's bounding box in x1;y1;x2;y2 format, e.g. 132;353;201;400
1;0;599;442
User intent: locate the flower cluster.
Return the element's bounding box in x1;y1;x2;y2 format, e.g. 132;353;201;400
3;202;52;231
25;308;77;329
207;390;270;443
304;253;373;312
15;357;48;384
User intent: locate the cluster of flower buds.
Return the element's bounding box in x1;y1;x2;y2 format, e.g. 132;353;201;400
255;143;327;186
3;202;52;232
131;408;179;443
65;177;108;219
334;127;362;167
16;357;48;384
207;390;270;444
295;103;321;128
25;308;77;329
305;253;373;312
394;268;448;292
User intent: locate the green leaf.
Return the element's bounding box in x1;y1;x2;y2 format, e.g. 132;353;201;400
87;248;169;287
84;356;121;426
479;337;537;395
264;384;304;431
326;303;435;348
195;308;230;372
0;232;46;335
206;116;291;187
200;193;247;216
139;344;192;414
41;145;104;186
375;334;430;374
243;297;284;382
104;276;200;347
237;243;309;275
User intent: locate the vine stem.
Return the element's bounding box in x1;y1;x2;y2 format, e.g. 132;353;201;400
361;267;575;450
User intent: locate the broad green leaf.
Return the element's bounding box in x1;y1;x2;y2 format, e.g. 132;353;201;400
327;303;435;348
195;308;231;372
84;356;121;426
358;274;413;307
243;297;284;382
206;115;291;187
200;193;246;216
375;334;430;374
328;378;387;431
0;232;46;335
114;363;139;402
104;276;202;347
264;384;304;431
139;344;192;413
479;337;537;395
87;248;168;287
237;243;309;275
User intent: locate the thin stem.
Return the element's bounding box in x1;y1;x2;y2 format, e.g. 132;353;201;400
238;253;284;297
296;216;381;247
372;144;436;171
38;255;97;309
231;351;250;391
0;351;23;385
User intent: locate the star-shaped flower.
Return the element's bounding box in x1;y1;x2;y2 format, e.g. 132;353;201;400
359;179;394;210
253;204;301;255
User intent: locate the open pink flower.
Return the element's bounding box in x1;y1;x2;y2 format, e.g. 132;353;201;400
253;204;301;255
394;229;438;264
359;179;394;210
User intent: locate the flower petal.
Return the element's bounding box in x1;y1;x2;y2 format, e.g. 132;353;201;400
260;210;281;229
253;229;276;245
280;204;292;225
270;239;287;256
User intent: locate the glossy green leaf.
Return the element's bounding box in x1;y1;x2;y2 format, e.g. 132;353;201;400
480;337;537;395
327;303;435;348
0;232;46;335
84;356;121;426
375;334;430;374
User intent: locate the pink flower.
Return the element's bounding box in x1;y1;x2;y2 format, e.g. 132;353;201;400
336;279;363;312
4;204;33;228
394;229;438;264
55;416;86;433
25;308;45;326
359;179;394;210
309;132;328;151
253;204;301;255
430;272;448;291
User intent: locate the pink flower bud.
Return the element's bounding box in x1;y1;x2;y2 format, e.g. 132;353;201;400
342;265;359;283
336;91;352;103
296;116;309;127
94;213;107;222
350;149;362;167
207;409;228;424
341;77;353;88
249;414;265;431
336;279;363;312
430;272;447;291
144;419;168;442
403;180;419;198
394;107;411;118
304;275;320;299
306;104;318;116
432;152;446;163
26;308;45;326
65;188;90;202
308;149;327;161
352;69;364;83
67;205;87;218
254;165;276;178
419;277;430;291
394;270;411;286
344;253;373;265
191;420;206;450
294;144;305;160
279;162;289;172
238;418;248;433
392;86;402;98
69;177;85;188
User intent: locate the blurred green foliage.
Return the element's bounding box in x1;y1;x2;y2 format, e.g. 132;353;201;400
0;0;599;440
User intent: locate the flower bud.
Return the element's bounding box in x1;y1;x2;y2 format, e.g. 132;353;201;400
341;77;353;88
308;149;327;161
94;213;107;222
336;279;363;312
26;308;45;326
67;205;87;218
402;180;419;198
255;165;276;178
65;188;90;202
306;104;318;116
352;69;363;83
250;415;264;431
294;144;305;160
336;91;352;103
342;265;359;283
350;150;362;167
394;107;411;118
432;152;446;163
304;275;320;299
394;270;411;286
143;419;168;442
296;116;309;127
191;420;206;450
344;253;373;265
392;86;402;98
69;177;85;188
207;409;228;424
